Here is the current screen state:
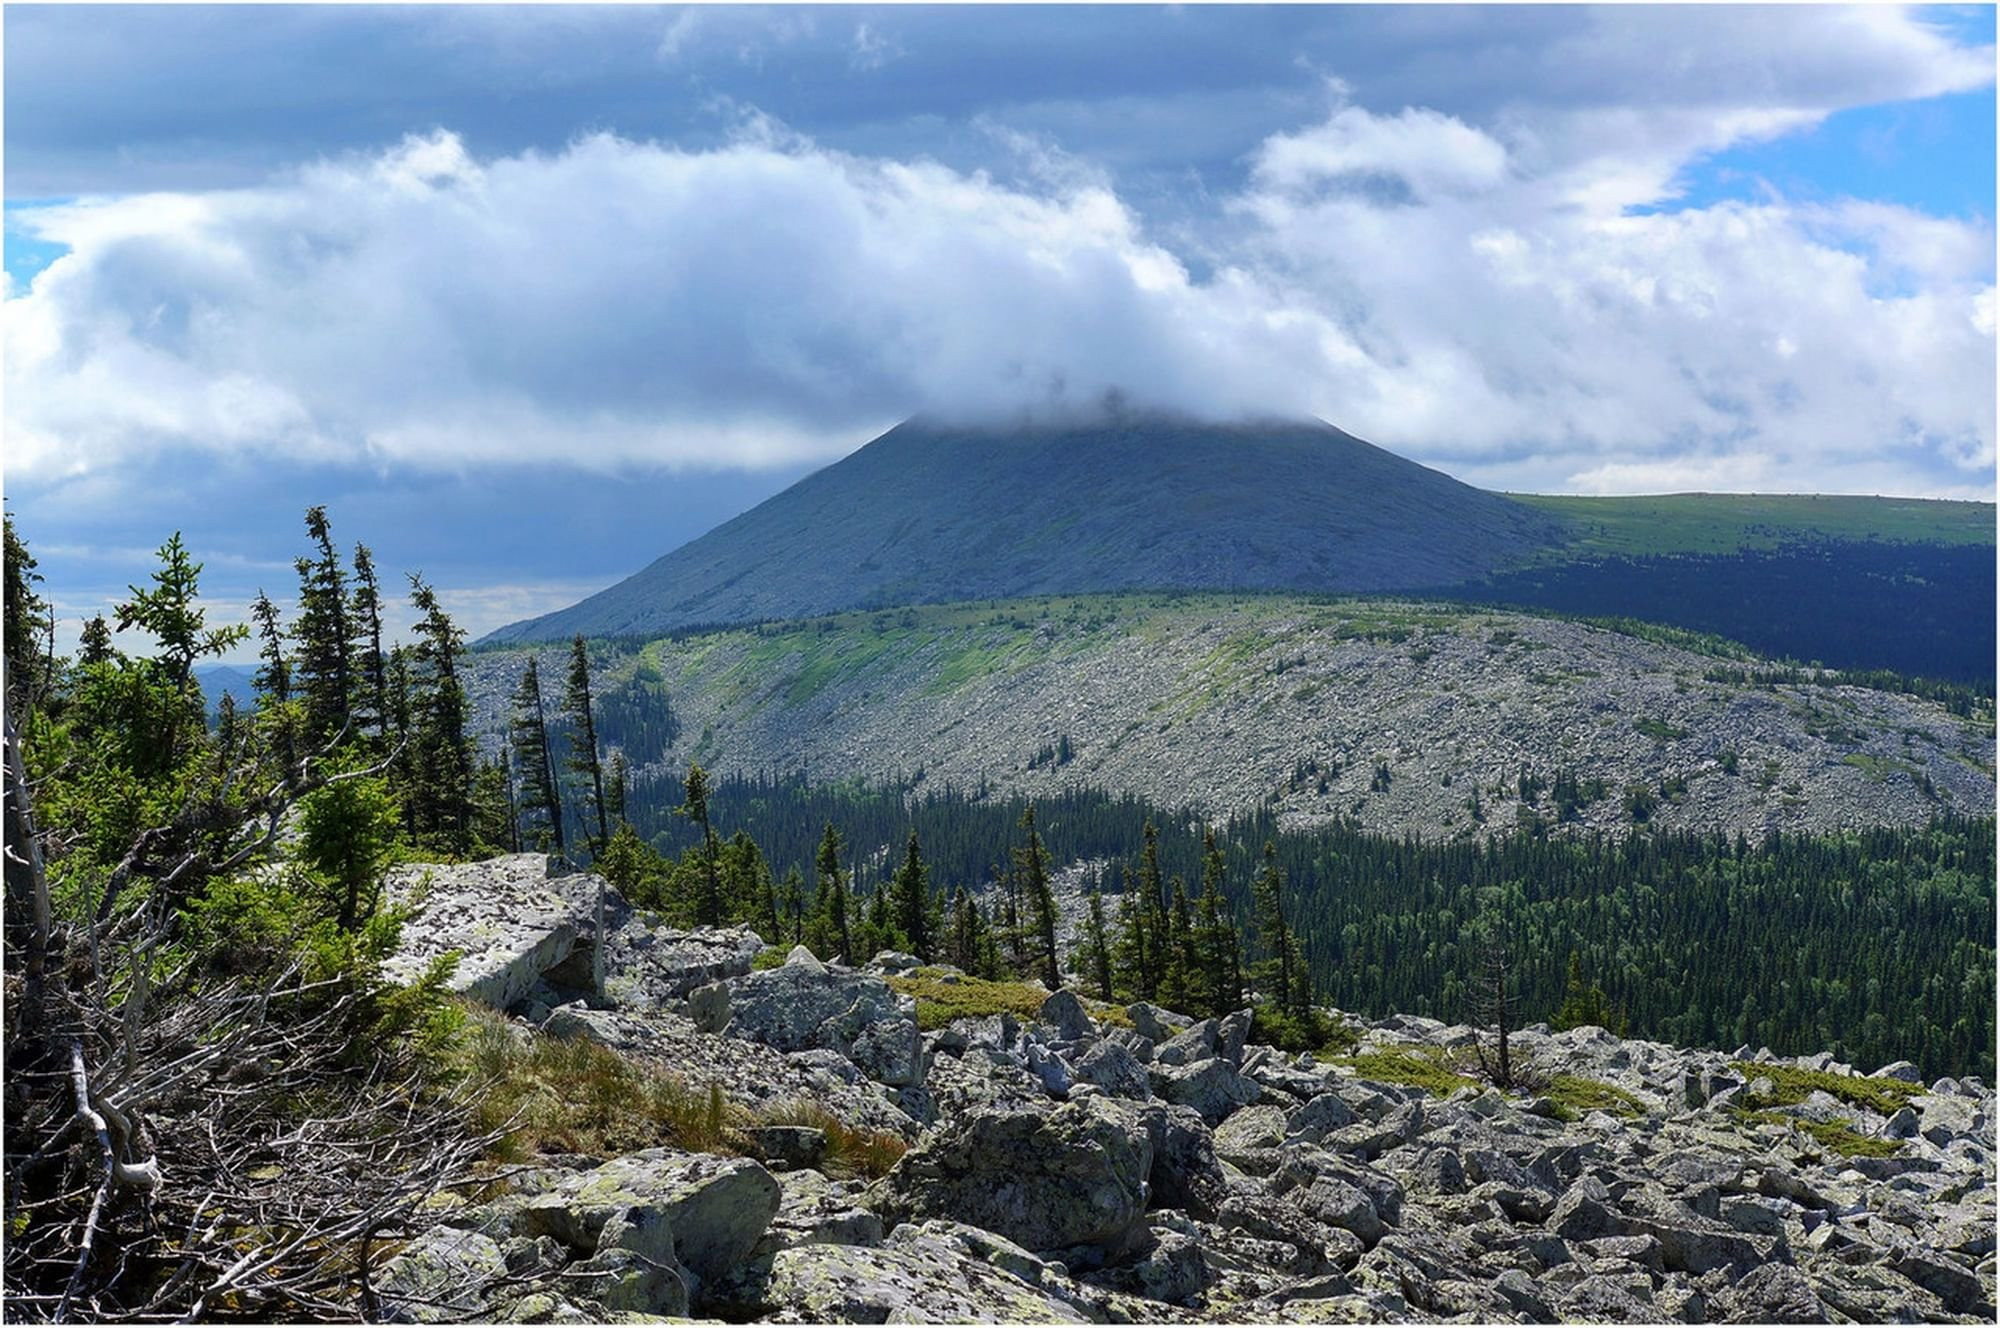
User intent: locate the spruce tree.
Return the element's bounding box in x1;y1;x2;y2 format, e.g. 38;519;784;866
1137;820;1169;997
78;615;113;667
509;657;565;856
1015;805;1061;989
405;575;474;855
605;750;630;826
777;867;807;946
1159;880;1194;1013
1250;840;1299;1014
561;634;610;854
1080;882;1114;1000
679;762;723;926
813;823;852;963
290;506;353;748
1111;863;1153;1000
349;543;389;743
888;830;932;961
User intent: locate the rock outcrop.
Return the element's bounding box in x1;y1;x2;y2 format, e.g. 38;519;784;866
385;861;1997;1324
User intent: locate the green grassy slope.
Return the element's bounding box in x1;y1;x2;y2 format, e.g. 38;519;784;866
1514;492;1994;558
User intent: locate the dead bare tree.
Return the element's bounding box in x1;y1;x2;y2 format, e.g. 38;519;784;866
2;703;500;1322
1469;933;1516;1092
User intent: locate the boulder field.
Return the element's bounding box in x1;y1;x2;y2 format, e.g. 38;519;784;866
379;856;1996;1323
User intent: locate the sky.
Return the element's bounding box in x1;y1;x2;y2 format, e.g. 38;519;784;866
4;3;1995;654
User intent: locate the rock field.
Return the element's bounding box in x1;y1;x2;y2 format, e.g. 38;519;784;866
464;596;1995;842
377;857;1997;1323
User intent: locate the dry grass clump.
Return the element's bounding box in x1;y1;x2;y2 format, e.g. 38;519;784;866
449;1005;742;1161
756;1099;910;1180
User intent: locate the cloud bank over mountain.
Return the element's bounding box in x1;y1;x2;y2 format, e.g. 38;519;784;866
6;5;1993;500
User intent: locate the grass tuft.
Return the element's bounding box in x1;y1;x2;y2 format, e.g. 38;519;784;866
445;1005;744;1162
756;1100;909;1180
1729;1108;1901;1159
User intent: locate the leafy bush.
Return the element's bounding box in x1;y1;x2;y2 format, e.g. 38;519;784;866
751;946;790;971
1252;1002;1359;1054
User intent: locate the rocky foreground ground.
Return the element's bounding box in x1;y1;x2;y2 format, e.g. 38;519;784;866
378;856;1997;1323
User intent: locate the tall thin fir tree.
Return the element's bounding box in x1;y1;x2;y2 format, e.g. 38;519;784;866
1137;820;1170;997
679;762;724;927
290;506;353;748
509;657;565;857
1015;805;1061;989
1080;882;1115;1000
605;750;630;827
561;634;610;854
814;823;853;963
406;575;474;855
888;830;932;962
1111;863;1154;1001
1250;840;1299;1015
349;543;389;744
1160;880;1195;1014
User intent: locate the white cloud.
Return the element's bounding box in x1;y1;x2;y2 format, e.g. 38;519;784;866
7;4;1995;503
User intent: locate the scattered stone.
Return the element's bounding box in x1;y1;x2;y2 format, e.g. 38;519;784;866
867;1097;1153;1252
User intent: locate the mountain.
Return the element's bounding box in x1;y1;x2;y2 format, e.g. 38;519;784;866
463;594;1995;843
482;414;1565;644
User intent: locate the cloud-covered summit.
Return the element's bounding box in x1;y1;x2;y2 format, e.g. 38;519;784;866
5;2;1995;550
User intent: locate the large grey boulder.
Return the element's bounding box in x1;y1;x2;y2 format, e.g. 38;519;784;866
866;1097;1153;1252
1136;1102;1230;1219
600;921;767;1008
519;1150;781;1293
1212;1103;1289;1175
382;854;597;1010
1037;989;1096;1043
1073;1038;1152;1100
694;957;922;1088
712;1230;1094;1323
1156;1018;1220;1067
1152;1057;1260;1124
752;1168;885;1257
375;1225;509;1322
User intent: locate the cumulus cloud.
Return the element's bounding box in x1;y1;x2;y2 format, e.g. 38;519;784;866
6;11;1995;499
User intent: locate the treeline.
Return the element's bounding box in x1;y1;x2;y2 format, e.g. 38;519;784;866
609;772;1994;1080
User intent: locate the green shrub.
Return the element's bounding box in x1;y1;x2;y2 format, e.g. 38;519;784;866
885;970;1050;1031
1546;1074;1645;1121
751;946;789;971
1730;1061;1923;1116
1252;1003;1359;1054
1341;1047;1477;1097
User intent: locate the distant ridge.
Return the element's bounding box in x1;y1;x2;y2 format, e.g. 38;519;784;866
482;414;1563;643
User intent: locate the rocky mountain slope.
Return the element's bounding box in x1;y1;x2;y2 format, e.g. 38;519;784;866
464;595;1995;841
376;856;1997;1324
480;415;1564;644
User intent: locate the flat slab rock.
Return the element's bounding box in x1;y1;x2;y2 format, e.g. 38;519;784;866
380;854;600;1009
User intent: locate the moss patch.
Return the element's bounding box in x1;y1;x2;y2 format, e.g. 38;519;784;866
1340;1047;1477;1098
884;970;1051;1031
1546;1074;1646;1121
1731;1061;1923;1116
1729;1109;1901;1159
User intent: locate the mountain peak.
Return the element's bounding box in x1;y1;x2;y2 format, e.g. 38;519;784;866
482;416;1563;644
